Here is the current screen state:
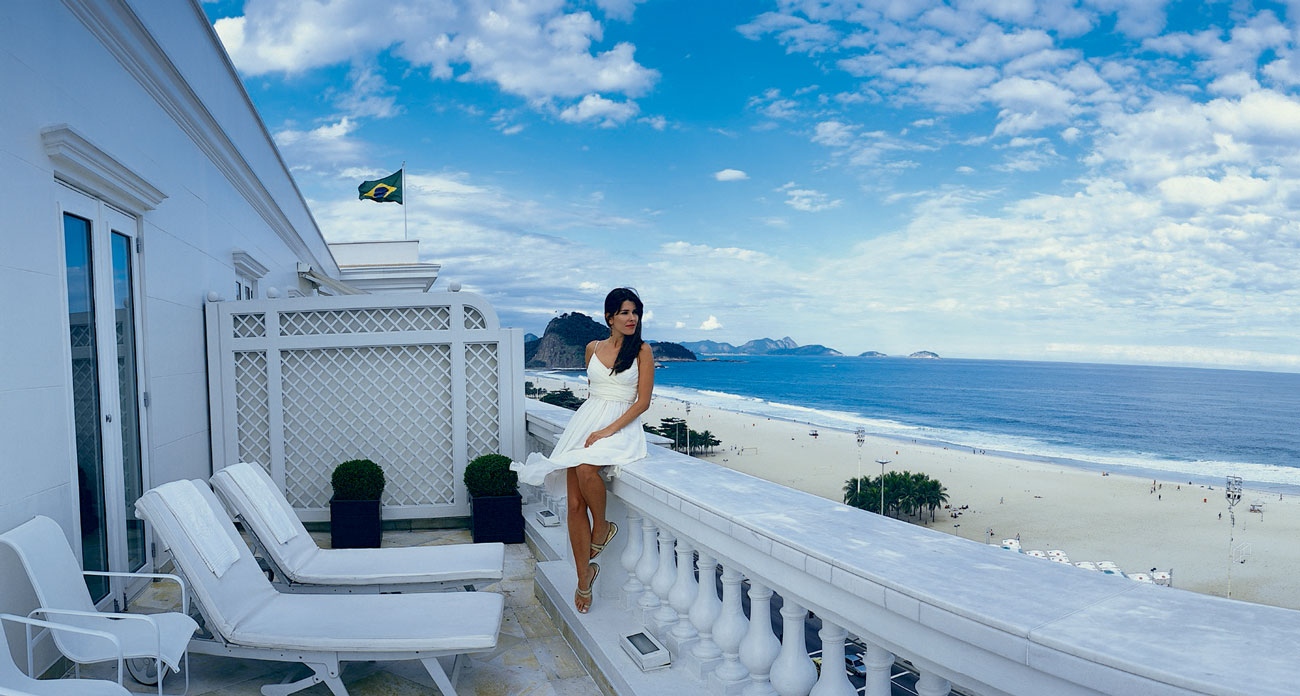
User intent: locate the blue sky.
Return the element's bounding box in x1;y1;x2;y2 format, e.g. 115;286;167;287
203;0;1300;371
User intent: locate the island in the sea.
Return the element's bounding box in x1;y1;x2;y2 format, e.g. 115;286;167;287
680;336;842;356
859;351;887;357
908;350;940;359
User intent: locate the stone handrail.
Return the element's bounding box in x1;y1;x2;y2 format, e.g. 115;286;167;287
524;401;1294;696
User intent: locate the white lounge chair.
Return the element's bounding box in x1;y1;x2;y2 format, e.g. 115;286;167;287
136;480;503;696
0;613;131;695
0;517;197;695
210;462;503;593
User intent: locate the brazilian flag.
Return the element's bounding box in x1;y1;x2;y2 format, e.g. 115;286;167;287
358;169;403;204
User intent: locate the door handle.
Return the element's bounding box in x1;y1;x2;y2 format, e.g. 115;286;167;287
105;414;113;423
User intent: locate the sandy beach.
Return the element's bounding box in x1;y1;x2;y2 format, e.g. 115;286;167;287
532;374;1300;611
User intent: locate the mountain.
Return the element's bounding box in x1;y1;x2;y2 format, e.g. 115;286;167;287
524;332;539;342
859;351;887;357
525;313;607;368
769;345;843;356
649;341;697;361
678;339;740;354
524;312;696;368
909;350;940;359
680;336;800;355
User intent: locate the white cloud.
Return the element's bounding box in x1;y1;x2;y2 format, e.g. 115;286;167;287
674;321;686;329
579;281;600;291
595;0;647;22
714;168;749;181
558;94;640;128
779;182;842;212
640;115;668;130
214;0;658;123
811;120;855;146
274;118;364;164
699;315;723;331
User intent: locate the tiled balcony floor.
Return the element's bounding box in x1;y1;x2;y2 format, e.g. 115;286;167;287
75;529;601;696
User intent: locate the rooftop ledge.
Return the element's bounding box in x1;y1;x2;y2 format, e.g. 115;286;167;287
524;401;1296;696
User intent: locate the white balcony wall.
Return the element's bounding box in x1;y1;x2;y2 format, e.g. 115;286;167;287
523;402;1298;696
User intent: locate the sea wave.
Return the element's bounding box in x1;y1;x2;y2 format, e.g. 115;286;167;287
529;371;1300;490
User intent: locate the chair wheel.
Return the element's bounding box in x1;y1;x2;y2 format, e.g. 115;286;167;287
126;657;160;686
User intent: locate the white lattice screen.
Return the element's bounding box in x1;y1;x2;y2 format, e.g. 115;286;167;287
207;293;525;521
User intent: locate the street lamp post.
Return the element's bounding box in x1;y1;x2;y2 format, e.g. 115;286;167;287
684;402;691;456
1225;475;1243;598
854;428;865;508
875;459;891;517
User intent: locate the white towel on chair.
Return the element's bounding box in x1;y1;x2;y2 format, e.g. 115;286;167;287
228;463;298;544
157;481;240;577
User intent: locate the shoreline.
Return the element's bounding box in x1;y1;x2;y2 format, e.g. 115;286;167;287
528;370;1300;495
529;373;1300;610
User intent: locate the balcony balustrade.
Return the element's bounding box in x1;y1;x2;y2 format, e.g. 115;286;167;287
522;400;1296;696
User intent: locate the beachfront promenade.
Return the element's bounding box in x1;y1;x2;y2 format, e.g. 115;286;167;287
523;399;1297;696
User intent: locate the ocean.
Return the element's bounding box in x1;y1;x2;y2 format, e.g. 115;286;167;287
533;356;1300;490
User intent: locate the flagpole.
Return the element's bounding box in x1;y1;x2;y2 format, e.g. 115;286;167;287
401;161;408;240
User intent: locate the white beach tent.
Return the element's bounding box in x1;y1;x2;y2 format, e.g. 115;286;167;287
1025;550;1048;559
1074;561;1099;571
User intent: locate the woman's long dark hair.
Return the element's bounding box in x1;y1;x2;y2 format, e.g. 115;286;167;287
604;287;644;374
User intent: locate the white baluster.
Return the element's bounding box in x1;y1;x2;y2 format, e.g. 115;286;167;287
916;671;951;696
669;538;700;649
808;621;854;696
770;599;816;696
739;581;780;696
636;519;660;614
688;551;723;677
864;643;894;696
652;528;679;632
621;510;645;607
710;565;749;693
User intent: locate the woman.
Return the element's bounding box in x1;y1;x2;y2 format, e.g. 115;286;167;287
513;288;653;613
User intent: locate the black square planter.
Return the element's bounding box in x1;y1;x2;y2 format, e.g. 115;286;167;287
470;493;524;544
330;498;382;548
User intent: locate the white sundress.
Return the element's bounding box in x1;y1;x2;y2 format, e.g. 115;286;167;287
514;351;648;499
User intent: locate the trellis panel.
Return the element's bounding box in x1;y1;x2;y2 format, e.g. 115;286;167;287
206;292;524;521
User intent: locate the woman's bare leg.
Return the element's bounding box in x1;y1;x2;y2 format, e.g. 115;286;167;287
575;464;609;557
567;467;595;611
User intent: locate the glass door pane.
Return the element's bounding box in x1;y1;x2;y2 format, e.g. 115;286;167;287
64;213;109;601
110;232;145;571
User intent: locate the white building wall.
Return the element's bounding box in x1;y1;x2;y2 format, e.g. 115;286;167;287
0;0;334;626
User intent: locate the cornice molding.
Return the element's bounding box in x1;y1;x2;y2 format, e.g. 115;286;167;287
60;0;328;270
231;249;270;279
41;124;166;213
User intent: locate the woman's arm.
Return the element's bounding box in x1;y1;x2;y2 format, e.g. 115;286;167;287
584;343;655;447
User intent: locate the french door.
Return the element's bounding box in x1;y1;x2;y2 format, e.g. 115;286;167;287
59;184;151;606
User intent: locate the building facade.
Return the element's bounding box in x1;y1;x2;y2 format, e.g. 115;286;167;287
0;0;341;615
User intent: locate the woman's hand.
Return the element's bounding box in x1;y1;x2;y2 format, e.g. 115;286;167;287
584;428;613;448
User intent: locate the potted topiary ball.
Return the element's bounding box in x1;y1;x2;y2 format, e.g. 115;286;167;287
330;459;385;548
464;454;523;544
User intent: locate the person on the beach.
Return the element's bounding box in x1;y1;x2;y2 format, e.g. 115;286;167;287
512;288;653;613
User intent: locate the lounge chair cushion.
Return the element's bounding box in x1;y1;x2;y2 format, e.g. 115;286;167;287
137;481;503;655
212;463;504;587
137;483;280;641
156;482;239;578
229;591;503;652
225;463;298;544
291;544;504;586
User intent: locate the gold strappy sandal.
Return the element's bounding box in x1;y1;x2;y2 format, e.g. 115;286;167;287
589;521;618;560
576;562;599;614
